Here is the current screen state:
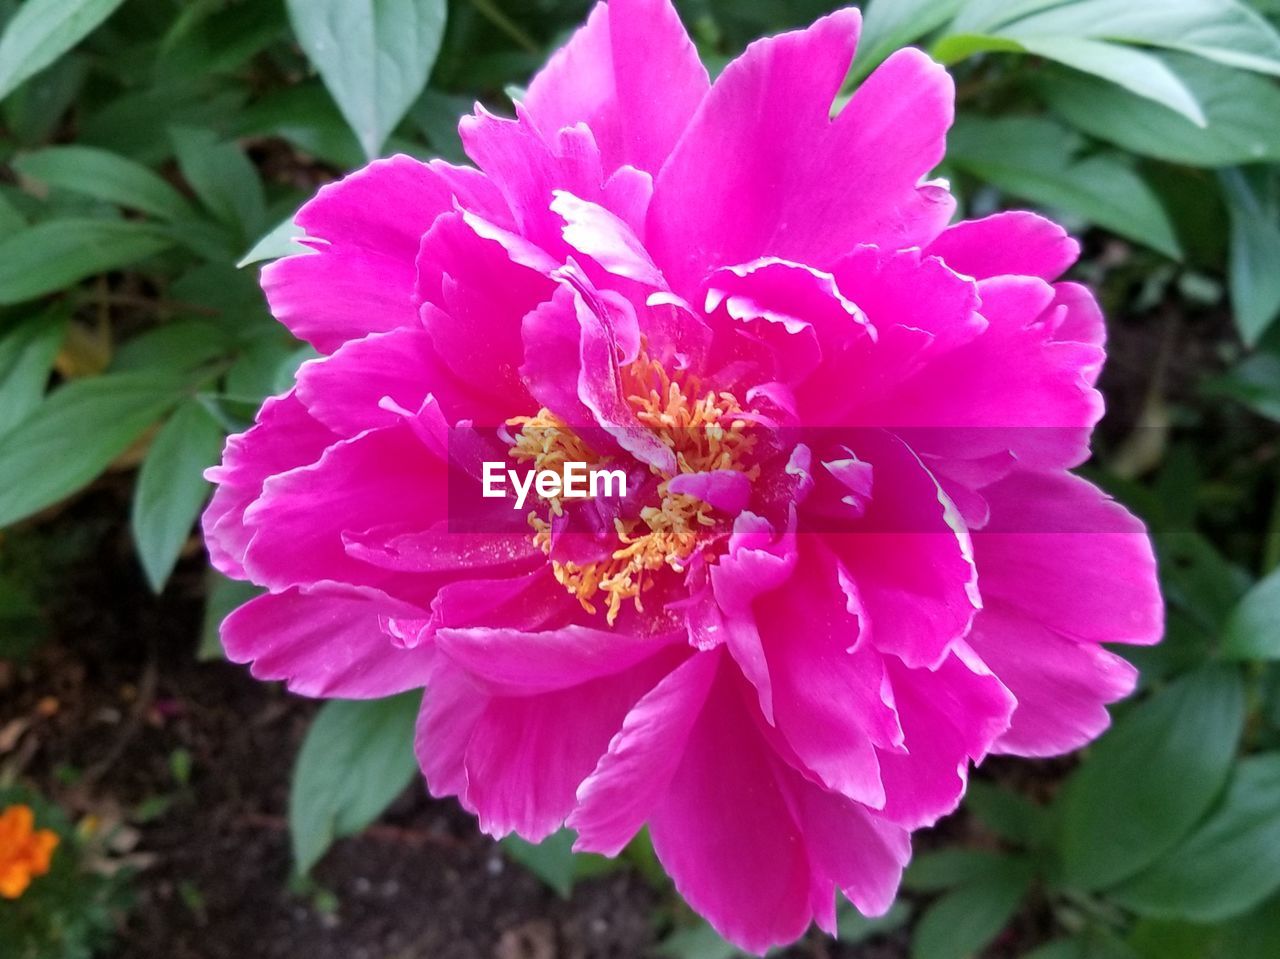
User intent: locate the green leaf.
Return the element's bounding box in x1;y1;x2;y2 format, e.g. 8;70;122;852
1219;168;1280;345
992;0;1280;76
289;693;421;875
909;857;1033;959
904;849;1014;892
1203;352;1280;422
500;828;615;898
936;32;1205;123
1021;38;1206;124
1057;665;1246;889
13;146;197;221
0;218;174;306
0;0;128;101
0;372;185;527
836;900;910;944
851;0;964;84
0;307;66;436
1221;567;1280;660
1110;753;1280;921
655;921;743;959
198;570;260;661
947;116;1181;258
130;400;225;593
964;780;1052;848
170;126;267;241
238;214;312;268
285;0;448;160
1040;55;1280;166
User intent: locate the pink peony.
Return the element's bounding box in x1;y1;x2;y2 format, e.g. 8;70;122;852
204;0;1163;951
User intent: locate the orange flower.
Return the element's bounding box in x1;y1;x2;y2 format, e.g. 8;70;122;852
0;803;59;899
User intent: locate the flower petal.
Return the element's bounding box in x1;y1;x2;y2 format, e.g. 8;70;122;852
875;643;1015;829
202;392;337;578
522;0;709;176
221;586;433;698
925;211;1080;282
649;15;956;294
262;156;504;352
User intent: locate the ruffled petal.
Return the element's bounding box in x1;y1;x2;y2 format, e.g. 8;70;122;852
649;12;955;295
974;469;1163;647
925;211;1080;282
756;541;902;808
647;654;911;953
418;649;678;841
262;156;504;352
569;650;718;855
241;414;447;601
521;0;709;176
969;605;1139;757
222;586;433;698
202;392;337;578
875;643;1015;829
822;430;980;669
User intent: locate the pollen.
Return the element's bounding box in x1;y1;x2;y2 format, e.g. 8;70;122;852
0;803;59;900
510;344;758;624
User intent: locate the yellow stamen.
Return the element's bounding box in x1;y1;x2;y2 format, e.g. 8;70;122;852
509;344;758;624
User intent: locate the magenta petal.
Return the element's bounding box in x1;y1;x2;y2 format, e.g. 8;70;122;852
569;650;717;855
262;156;503;352
666;469;752;514
222;586;433;698
647;656;910;953
242;419;446;599
925;210;1080;282
970;605;1139;757
975;469;1163;646
433;623;680;695
202;392;336;578
521;0;709;176
419;652;675;841
826;431;980;669
875;644;1015;829
649;16;957;294
756;543;901;807
647;659;816;952
416;210;554;407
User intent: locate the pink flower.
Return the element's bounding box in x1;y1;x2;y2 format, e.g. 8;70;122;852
204;1;1162;951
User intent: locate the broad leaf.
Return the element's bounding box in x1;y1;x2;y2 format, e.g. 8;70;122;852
289;693;421;875
909;857;1033;959
238;214;312;268
170;126;267;242
131;400;226;592
0;307;67;436
1221;566;1280;660
851;0;964;83
0;0;128;100
501;829;615;899
285;0;447;160
947;116;1181;258
1219;168;1280;345
0;372;185;526
1057;665;1246;889
0;219;174;306
1110;753;1280;921
1040;55;1280;166
13;146;196;221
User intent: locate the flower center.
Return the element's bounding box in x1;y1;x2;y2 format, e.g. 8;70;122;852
509;347;757;625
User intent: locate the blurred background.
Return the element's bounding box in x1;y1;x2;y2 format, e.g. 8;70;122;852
1;0;1279;956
